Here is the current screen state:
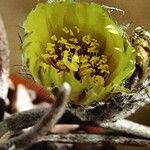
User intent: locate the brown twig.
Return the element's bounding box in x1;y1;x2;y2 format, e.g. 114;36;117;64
0;82;71;149
1;106;150;141
100;119;150;139
35;133;150;147
0;108;47;138
102;5;125;14
0;108;82;138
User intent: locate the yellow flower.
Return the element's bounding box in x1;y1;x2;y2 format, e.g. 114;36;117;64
23;1;135;105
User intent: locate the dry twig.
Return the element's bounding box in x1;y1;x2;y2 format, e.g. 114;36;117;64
0;108;82;139
36;133;150;147
0;106;150;141
0;82;71;149
102;5;125;14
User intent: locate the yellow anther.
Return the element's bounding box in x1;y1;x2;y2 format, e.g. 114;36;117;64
47;43;55;48
49;54;58;59
42;53;58;60
59;47;63;51
80;55;89;63
69;38;78;44
87;46;98;53
75;45;81;52
98;64;110;74
101;55;108;63
46;43;55;53
65;43;81;52
80;63;91;69
75;26;80;33
66;43;76;50
79;65;93;77
56;61;67;70
97;60;103;66
82;35;91;44
63;50;79;71
93;76;104;85
101;55;107;59
41;53;50;60
62;27;69;34
79;54;92;78
41;54;57;66
51;35;57;41
90;41;99;47
72;54;79;63
58;37;68;45
69;29;74;36
91;38;98;42
90;56;100;66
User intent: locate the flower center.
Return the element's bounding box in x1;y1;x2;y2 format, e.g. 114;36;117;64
41;26;110;85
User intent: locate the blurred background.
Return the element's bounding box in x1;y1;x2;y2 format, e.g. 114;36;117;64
0;0;150;149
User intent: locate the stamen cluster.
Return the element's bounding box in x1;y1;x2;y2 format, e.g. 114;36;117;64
41;26;110;85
